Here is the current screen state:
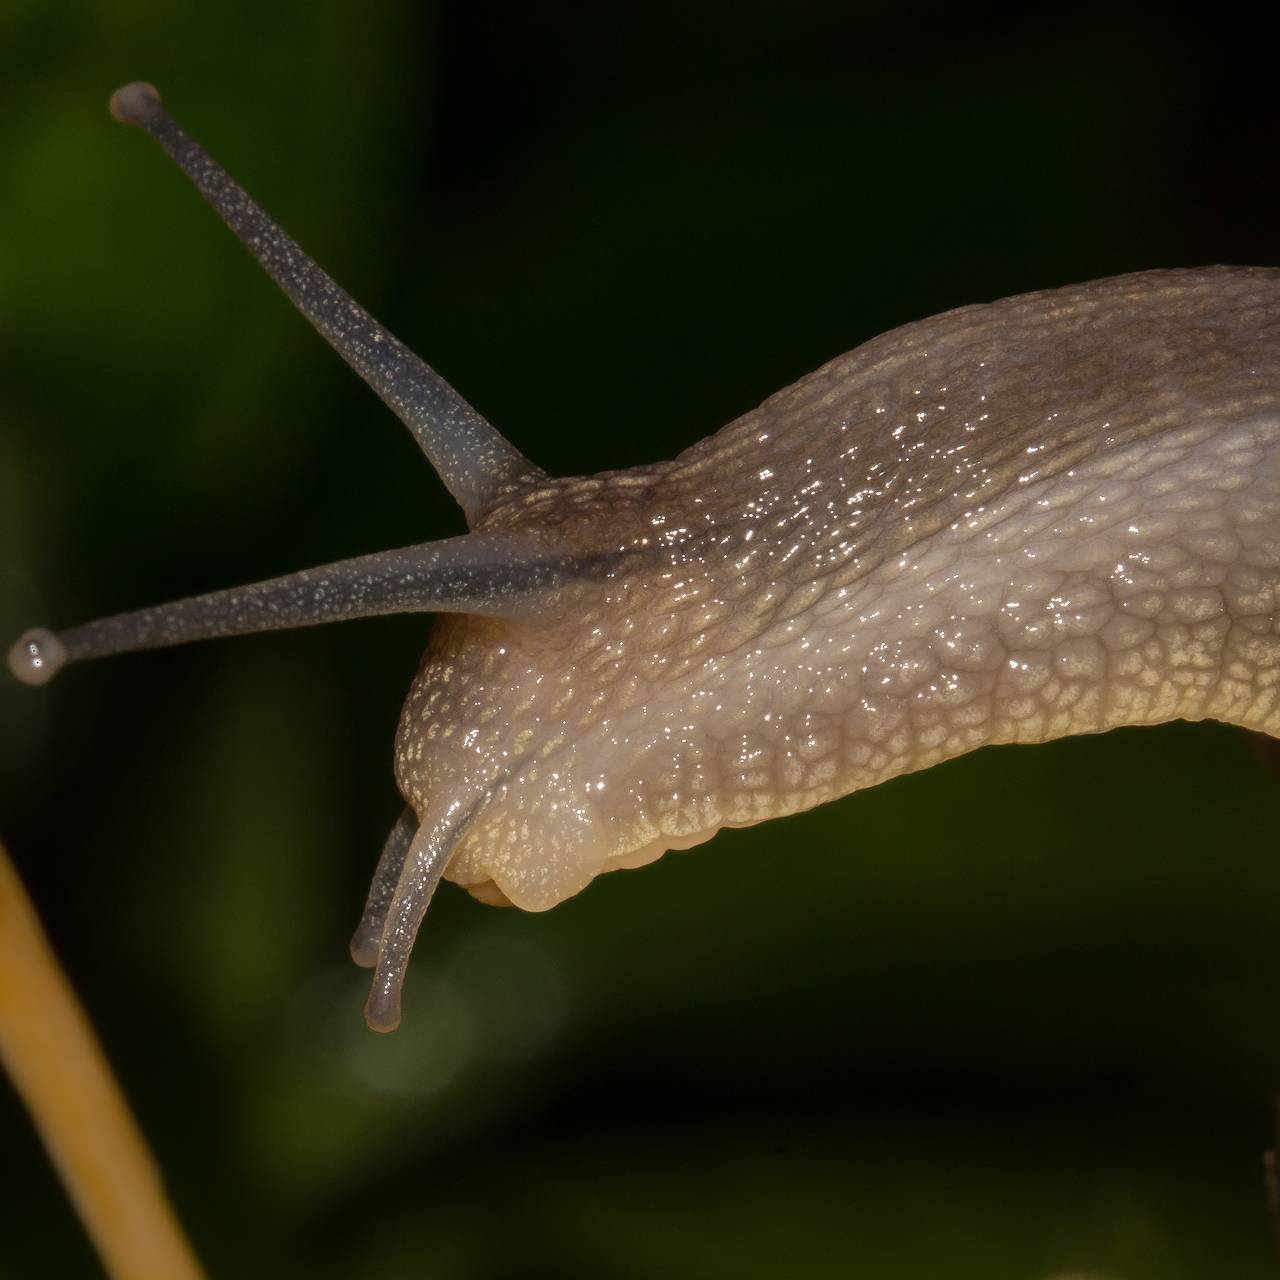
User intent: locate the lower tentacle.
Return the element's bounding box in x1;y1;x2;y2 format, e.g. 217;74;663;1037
363;802;474;1033
349;806;418;968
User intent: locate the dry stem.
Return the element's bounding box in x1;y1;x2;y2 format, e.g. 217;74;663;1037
0;838;205;1279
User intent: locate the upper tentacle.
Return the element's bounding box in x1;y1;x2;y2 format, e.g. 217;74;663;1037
7;530;581;684
108;82;544;524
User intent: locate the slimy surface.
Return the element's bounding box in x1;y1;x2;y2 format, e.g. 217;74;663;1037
397;270;1280;910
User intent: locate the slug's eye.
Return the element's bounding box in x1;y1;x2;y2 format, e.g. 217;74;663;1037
7;630;64;686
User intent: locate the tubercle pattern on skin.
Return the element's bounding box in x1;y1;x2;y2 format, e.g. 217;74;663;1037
401;269;1280;913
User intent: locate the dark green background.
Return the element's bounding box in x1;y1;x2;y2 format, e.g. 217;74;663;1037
2;4;1278;1277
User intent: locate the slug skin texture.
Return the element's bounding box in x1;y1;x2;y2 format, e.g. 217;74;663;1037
405;269;1280;912
10;85;1278;1028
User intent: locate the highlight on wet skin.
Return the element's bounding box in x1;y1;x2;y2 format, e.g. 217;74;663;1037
10;83;1280;1032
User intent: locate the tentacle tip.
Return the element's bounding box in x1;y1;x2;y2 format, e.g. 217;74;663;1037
349;930;379;970
8;629;67;687
363;985;402;1034
109;81;163;126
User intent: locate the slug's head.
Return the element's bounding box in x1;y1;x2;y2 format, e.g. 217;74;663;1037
5;83;758;1033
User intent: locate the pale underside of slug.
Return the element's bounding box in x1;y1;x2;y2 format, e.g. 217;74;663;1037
415;267;1280;912
10;86;1279;1030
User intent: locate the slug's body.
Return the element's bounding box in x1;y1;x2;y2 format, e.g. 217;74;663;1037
10;85;1280;1030
426;267;1280;913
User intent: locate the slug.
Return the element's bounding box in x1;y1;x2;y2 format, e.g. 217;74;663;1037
9;84;1280;1033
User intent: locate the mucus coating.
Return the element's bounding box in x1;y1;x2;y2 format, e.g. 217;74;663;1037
410;269;1280;915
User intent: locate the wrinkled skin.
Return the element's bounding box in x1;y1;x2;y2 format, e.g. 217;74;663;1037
397;267;1280;910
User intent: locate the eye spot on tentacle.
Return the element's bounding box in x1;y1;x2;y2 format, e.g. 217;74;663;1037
7;630;66;686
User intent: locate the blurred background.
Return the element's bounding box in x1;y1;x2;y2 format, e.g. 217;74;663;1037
2;3;1279;1276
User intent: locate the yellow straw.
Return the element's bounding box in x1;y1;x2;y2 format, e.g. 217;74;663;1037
0;839;206;1279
